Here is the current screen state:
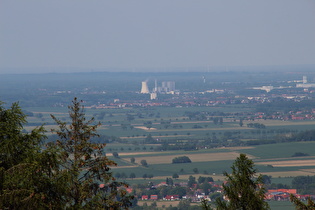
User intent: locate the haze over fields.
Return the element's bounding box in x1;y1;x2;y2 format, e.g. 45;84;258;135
1;0;315;74
2;2;315;209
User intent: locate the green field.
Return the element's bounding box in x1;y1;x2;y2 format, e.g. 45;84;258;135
23;106;315;189
104;142;315;188
240;142;315;159
25;106;315;143
268;201;295;210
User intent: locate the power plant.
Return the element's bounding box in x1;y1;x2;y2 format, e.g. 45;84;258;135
296;76;315;88
161;81;175;92
140;81;150;94
140;80;177;97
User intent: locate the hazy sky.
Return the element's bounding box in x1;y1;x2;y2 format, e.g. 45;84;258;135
1;0;315;73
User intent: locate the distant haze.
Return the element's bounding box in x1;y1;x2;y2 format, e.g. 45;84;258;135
1;0;315;74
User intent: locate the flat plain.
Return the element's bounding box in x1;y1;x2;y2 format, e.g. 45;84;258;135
23;106;315;186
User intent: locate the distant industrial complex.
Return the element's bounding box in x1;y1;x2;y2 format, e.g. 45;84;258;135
140;80;177;100
252;76;315;92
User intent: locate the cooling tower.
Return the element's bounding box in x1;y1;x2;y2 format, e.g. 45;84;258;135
141;81;149;94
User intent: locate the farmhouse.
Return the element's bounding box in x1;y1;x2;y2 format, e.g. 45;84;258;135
150;195;158;200
163;195;180;201
265;189;297;201
141;195;149;200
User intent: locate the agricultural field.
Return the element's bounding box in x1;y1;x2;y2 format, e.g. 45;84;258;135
107;142;315;183
23;105;315;188
25;105;315;142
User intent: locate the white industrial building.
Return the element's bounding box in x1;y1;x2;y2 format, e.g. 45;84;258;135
140;81;150;94
296;76;315;88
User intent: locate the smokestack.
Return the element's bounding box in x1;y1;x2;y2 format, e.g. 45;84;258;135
140;81;149;94
154;79;158;92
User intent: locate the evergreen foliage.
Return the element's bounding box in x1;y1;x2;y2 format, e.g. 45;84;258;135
215;154;269;210
51;98;133;209
0;102;64;209
290;194;315;210
200;198;213;210
0;99;133;209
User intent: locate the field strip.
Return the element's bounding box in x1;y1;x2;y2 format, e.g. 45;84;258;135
300;169;315;174
219;146;255;150
121;152;255;165
258;119;315;126
32;111;66;114
143;127;251;132
25;125;59;130
134;126;157;130
255;156;315;162
113;165;138;169
150;174;226;181
120;135;190;139
262;170;315;177
107;151;173;156
108;147;255;156
171;121;211;124
257;159;315;167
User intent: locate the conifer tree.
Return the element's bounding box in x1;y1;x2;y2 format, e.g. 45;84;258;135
290;194;315;210
0;102;64;209
51;98;133;209
200;198;213;210
215;154;269;210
